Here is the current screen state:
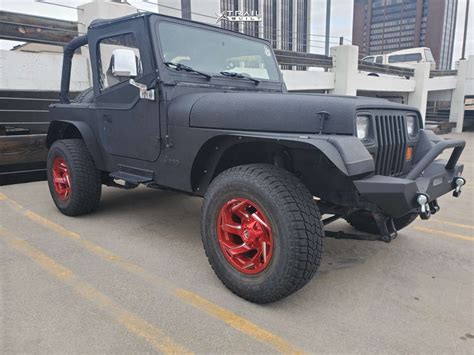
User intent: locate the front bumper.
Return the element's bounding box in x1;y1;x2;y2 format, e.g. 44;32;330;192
354;138;466;218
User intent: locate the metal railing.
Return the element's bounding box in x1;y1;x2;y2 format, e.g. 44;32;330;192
430;70;458;77
274;50;333;69
358;61;415;77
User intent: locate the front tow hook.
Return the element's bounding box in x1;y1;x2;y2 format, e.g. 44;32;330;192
453;177;466;197
416;194;431;220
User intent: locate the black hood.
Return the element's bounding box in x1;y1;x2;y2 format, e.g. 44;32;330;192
168;91;416;135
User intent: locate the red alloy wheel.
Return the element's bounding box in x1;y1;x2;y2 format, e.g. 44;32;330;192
52;156;72;201
216;198;274;275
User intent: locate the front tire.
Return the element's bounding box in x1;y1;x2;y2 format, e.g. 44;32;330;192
201;164;323;304
47;139;101;216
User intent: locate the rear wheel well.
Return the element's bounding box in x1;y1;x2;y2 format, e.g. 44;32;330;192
46;122;83;148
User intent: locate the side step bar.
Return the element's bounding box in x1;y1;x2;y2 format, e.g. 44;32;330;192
109;165;154;184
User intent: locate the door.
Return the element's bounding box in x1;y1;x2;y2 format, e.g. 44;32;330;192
94;24;160;162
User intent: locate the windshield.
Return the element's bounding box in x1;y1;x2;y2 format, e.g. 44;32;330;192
158;22;280;81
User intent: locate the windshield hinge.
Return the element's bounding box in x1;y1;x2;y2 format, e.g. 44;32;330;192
129;79;155;101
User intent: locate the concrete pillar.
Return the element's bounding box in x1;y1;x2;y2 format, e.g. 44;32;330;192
408;62;430;125
329;45;358;96
77;0;138;35
449;58;470;133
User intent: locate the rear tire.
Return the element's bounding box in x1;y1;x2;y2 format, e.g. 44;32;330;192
47;139;101;216
345;211;417;234
201;164;323;304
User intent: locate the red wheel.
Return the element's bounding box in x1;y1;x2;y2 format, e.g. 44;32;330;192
47;139;101;216
201;164;323;303
216;198;273;275
52;156;71;201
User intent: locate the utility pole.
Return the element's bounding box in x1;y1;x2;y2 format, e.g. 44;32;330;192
461;0;470;59
325;0;331;56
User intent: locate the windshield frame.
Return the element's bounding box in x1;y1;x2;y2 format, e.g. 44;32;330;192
150;15;283;88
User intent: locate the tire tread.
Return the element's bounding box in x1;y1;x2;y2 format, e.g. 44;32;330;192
47;139;101;216
202;164;323;303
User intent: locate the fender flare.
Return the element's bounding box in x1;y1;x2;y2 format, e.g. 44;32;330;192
191;133;374;192
46;120;105;169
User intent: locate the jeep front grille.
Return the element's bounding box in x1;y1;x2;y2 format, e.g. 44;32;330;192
374;114;407;176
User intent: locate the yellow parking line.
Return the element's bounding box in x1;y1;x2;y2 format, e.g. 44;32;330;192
0;227;190;354
429;219;474;230
0;193;304;354
414;226;474;242
25;210;81;239
175;289;303;354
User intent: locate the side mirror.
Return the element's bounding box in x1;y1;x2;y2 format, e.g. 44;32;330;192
111;49;138;77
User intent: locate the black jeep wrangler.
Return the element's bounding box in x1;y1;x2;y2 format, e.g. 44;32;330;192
47;13;466;303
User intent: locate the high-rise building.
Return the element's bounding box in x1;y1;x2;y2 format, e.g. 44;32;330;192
352;0;458;69
156;0;311;53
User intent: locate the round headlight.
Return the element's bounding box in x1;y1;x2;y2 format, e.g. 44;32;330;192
406;115;417;136
356;115;370;140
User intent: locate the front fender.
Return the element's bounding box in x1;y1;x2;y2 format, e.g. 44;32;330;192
231;133;375;176
46;120;105;169
191;133;374;194
283;135;375;176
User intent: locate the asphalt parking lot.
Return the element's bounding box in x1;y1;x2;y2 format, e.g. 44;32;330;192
0;132;473;353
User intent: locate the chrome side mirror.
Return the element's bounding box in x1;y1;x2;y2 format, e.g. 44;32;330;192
111;49;138;77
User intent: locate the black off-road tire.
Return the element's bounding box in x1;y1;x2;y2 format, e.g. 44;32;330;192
201;164;323;304
47;139;101;216
345;210;417;234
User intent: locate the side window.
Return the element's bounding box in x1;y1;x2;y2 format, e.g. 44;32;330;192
388;54;402;63
98;33;143;91
375;56;383;64
363;56;374;63
389;53;422;63
405;53;422;62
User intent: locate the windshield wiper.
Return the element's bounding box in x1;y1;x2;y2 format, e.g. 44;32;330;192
164;62;212;80
220;71;260;85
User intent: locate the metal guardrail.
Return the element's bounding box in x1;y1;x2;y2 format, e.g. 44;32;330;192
0;93;58;134
0;91;54;184
274;50;333;69
430;70;458;77
358;61;415;77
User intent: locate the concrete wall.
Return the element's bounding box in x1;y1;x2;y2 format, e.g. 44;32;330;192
0;50;89;92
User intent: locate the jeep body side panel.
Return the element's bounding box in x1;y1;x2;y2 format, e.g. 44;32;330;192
151;124;374;194
48;105;108;170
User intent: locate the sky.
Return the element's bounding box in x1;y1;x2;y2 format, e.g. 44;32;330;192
0;0;472;66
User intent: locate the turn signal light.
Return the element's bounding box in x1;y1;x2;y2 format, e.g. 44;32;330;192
405;147;413;161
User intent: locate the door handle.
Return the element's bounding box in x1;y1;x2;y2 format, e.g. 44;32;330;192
103;114;112;123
